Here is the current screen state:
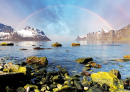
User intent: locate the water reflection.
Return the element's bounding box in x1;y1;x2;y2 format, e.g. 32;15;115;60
79;41;130;45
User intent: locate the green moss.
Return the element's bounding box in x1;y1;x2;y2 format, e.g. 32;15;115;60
51;42;62;47
75;57;93;64
71;43;80;46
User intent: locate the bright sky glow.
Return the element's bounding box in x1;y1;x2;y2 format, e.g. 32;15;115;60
0;0;130;41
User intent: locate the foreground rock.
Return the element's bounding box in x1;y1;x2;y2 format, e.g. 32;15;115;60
75;57;93;64
3;63;31;76
109;69;121;79
0;42;14;46
51;42;62;47
26;56;48;66
90;72;124;91
71;43;80;46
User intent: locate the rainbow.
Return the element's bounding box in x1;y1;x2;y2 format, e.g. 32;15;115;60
16;5;114;30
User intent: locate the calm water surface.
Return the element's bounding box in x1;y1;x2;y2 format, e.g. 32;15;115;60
0;41;130;79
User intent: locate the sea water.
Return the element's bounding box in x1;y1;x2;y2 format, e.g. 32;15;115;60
0;41;130;79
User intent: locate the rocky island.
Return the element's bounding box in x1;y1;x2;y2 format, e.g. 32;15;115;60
0;23;51;41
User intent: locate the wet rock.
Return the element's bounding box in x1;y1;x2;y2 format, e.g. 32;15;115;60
53;85;76;92
24;84;38;92
109;69;121;79
81;71;91;76
71;43;80;46
87;86;103;92
81;77;92;88
32;45;36;46
124;55;130;59
33;47;52;50
51;42;62;47
90;72;124;90
3;63;31;76
74;80;83;90
0;42;14;46
26;56;48;66
17;87;26;92
101;83;110;91
53;75;64;83
75;57;93;64
91;63;102;68
20;48;28;50
58;68;69;76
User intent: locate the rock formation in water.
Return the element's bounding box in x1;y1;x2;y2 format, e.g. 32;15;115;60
76;24;130;41
0;23;51;41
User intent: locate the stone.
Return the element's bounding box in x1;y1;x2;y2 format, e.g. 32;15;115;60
3;63;31;76
81;71;91;76
17;87;26;92
26;56;48;66
53;75;64;83
51;42;62;47
71;43;80;46
0;42;14;46
53;85;75;92
24;84;38;91
20;48;28;50
90;72;124;90
87;86;103;92
75;57;93;64
33;47;52;50
74;80;83;90
109;69;121;79
124;55;130;59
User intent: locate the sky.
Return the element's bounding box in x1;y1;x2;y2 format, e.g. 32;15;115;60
0;0;130;41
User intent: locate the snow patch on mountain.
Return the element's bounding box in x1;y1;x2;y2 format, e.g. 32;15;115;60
79;34;87;38
17;26;46;38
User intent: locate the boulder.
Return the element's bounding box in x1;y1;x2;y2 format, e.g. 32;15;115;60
75;57;93;64
71;43;80;46
51;42;62;47
26;56;48;66
0;42;14;46
109;69;121;79
124;55;130;59
3;63;31;76
90;72;124;90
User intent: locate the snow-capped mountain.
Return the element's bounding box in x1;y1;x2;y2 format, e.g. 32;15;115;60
0;23;50;41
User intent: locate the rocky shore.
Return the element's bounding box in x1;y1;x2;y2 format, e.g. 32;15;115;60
0;42;130;92
0;56;130;92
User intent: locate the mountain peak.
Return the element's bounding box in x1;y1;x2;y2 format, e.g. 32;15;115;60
0;23;50;41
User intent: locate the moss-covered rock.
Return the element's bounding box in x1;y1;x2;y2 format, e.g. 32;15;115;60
0;42;14;46
51;42;62;47
26;56;48;66
109;69;121;79
124;55;130;59
75;57;93;64
90;72;124;91
3;64;31;76
71;43;80;46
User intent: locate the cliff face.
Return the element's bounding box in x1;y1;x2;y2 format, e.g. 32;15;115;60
76;24;130;41
0;23;51;41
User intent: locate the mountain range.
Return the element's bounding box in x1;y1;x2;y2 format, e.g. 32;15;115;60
76;24;130;41
0;23;50;41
